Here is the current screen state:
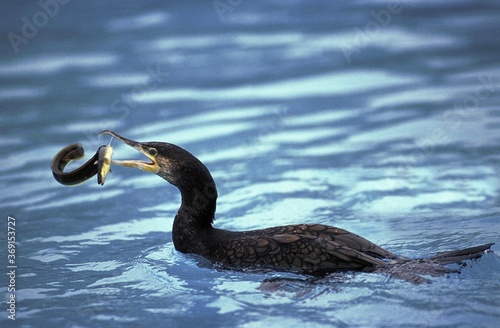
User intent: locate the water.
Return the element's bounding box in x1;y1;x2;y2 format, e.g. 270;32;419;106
1;1;500;327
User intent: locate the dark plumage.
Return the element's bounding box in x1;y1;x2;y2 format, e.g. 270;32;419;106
101;130;494;283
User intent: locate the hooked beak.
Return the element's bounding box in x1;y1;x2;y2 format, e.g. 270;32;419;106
99;130;160;174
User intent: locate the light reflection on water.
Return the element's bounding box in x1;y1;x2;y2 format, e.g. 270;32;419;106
1;0;499;327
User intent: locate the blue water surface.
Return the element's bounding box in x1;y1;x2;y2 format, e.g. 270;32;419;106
1;1;500;327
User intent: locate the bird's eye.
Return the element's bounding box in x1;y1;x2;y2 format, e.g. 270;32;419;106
148;148;158;156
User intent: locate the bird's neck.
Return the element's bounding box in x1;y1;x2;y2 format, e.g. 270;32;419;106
172;178;218;255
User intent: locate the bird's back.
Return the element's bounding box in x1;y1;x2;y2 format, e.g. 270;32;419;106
208;224;395;274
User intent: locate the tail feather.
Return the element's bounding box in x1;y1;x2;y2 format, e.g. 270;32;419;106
379;243;494;284
430;243;494;265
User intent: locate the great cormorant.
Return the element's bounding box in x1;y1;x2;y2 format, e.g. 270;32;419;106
94;130;494;283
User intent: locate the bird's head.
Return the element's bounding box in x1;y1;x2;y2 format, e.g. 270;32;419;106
99;130;214;192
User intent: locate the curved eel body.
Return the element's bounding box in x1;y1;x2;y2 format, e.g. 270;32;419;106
51;144;112;186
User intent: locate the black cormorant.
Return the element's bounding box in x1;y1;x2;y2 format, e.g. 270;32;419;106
98;130;493;283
